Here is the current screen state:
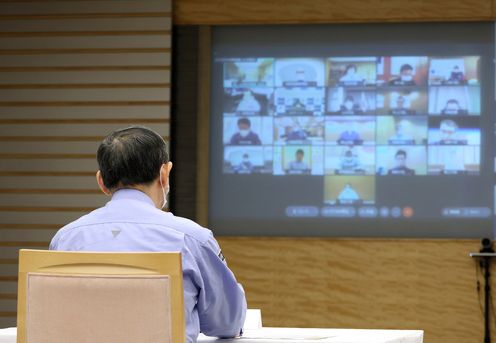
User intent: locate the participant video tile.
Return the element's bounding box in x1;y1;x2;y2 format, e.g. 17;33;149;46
326;87;376;115
224;116;273;146
376;146;427;175
273;145;324;175
223;146;273;174
428;86;480;116
275;58;325;87
376;116;428;145
223;58;275;88
325;116;376;146
324;176;375;205
428;145;480;175
325;146;375;175
273;116;325;145
223;88;274;116
326;57;377;87
428;56;480;86
377;56;429;87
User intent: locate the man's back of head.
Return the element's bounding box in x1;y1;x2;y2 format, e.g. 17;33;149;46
95;126;172;209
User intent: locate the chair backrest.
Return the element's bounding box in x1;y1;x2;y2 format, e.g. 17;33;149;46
17;249;185;343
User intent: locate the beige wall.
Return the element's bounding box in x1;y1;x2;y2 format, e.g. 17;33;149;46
0;0;172;327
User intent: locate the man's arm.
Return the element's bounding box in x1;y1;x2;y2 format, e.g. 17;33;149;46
195;235;247;338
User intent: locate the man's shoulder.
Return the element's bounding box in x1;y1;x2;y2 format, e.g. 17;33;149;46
55;208;102;234
49;208;105;248
165;214;213;245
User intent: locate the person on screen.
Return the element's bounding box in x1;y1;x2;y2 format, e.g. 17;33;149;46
49;126;247;343
282;125;307;142
340;149;360;172
388;95;415;115
448;65;465;84
434;119;466;145
229;118;262;145
340;95;364;115
288;149;309;172
441;99;467;115
443;148;465;174
338;124;362;144
339;64;364;84
388;149;415;175
236;90;261;113
236;153;254;173
388;119;415;144
389;64;415;86
337;183;360;202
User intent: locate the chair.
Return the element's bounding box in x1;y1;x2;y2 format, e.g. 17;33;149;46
16;249;185;343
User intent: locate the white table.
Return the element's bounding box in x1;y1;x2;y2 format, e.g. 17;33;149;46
0;327;423;343
0;328;15;343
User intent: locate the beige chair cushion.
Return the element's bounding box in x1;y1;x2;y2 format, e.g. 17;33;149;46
26;273;172;343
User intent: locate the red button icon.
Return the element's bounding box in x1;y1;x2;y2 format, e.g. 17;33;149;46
402;207;414;218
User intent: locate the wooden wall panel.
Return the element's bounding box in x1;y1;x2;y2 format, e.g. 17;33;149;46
174;0;495;25
0;159;97;172
0;53;171;67
0;123;169;136
218;237;488;343
0;176;96;188
0;105;171;119
0;89;170;102
0;0;172;326
0;70;171;84
0;212;88;225
0;18;172;32
0;35;172;49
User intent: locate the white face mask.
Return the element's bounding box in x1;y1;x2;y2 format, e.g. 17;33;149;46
239;129;250;137
159;165;170;209
401;74;413;82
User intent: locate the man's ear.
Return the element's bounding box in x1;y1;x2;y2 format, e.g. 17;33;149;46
96;170;112;196
159;162;173;186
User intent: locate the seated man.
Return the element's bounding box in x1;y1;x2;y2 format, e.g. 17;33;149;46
434;119;467;145
448;65;465;84
236;153;254;173
50;126;247;343
388;149;415;175
388;95;416;116
337;183;360;203
388;119;415;145
440;99;468;115
339;149;360;173
338;126;362;145
230;117;262;145
282;125;308;142
287;149;310;173
389;64;416;86
338;64;365;85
